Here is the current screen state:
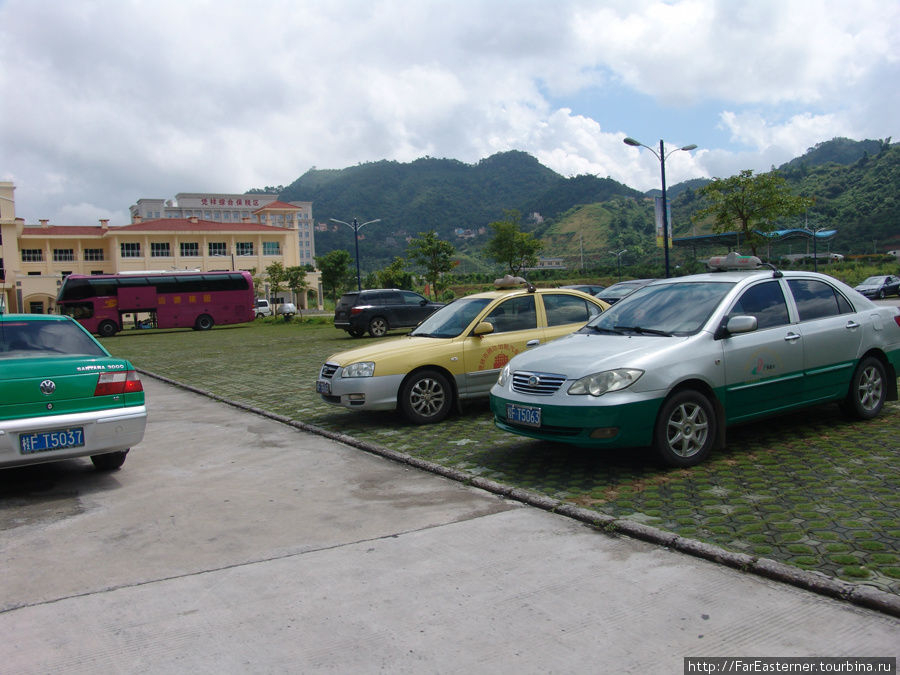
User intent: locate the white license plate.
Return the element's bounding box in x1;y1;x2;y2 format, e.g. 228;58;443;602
506;403;541;428
20;427;85;454
316;380;331;395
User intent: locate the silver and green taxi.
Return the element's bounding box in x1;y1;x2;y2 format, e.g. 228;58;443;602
490;258;900;467
317;282;609;424
0;314;146;471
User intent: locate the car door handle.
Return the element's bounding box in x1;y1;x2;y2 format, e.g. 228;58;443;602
784;332;801;342
845;321;860;330
526;339;541;347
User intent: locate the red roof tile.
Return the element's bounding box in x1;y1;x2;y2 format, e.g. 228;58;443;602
253;200;301;212
116;218;288;232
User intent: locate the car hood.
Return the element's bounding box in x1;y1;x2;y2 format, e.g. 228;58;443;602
854;284;880;290
326;336;448;366
503;331;691;376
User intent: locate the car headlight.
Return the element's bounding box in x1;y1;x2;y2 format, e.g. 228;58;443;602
342;362;375;378
497;363;511;387
567;369;643;396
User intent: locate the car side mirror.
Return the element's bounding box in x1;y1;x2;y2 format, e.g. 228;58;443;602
420;299;428;306
472;321;494;336
724;315;758;337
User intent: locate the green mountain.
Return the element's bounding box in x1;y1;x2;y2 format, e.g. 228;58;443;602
267;138;898;274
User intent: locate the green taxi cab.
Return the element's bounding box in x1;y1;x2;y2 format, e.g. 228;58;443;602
317;281;609;424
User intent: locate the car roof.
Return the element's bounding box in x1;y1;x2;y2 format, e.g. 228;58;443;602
460;287;603;301
0;313;71;323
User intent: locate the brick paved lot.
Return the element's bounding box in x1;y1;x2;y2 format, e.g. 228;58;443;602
103;320;900;595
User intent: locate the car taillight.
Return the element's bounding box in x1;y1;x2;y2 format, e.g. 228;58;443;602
94;370;143;396
350;307;364;316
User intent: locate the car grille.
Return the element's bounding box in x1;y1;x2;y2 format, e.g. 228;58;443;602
511;371;567;395
320;362;339;379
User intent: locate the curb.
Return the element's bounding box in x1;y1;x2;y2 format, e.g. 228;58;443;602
140;369;900;619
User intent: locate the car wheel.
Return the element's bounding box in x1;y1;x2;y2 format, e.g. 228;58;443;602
97;320;118;338
878;289;885;299
368;317;388;337
91;450;128;471
653;390;716;467
841;356;886;420
399;370;453;424
194;314;214;331
348;328;365;338
256;313;264;319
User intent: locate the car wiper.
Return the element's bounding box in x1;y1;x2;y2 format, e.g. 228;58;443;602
613;325;673;337
586;325;625;335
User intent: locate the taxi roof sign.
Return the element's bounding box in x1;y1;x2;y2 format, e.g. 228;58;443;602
707;252;762;271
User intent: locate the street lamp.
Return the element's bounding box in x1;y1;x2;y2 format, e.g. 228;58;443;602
624;137;697;278
330;217;381;292
612;249;628;281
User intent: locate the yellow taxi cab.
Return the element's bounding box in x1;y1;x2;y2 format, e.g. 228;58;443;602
316;279;609;424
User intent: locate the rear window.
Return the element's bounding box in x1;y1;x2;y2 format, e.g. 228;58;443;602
1;320;106;357
337;293;359;308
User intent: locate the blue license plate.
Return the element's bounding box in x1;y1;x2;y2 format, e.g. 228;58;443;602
316;380;331;395
20;428;85;454
506;403;541;428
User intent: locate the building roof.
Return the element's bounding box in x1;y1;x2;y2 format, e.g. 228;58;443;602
116;218;289;232
20;226;107;237
253;200;301;212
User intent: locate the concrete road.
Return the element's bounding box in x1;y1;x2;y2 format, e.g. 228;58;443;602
0;378;897;673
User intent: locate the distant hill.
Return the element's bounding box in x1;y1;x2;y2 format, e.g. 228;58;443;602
262;137;898;273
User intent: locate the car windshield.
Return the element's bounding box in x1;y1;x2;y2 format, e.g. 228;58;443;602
0;320;107;358
601;283;643;299
410;297;493;338
583;281;735;337
860;277;885;285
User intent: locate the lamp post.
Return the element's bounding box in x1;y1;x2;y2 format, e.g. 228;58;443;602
624;137;697;278
612;249;628;281
330;217;381;292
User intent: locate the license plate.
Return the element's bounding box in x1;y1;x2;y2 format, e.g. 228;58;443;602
20;427;85;454
506;403;541;428
316;380;331;395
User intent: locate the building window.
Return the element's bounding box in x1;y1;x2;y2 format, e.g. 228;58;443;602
150;242;171;257
236;242;254;256
21;249;43;262
53;249;75;262
263;241;281;256
180;242;199;257
84;248;104;261
208;242;227;257
121;243;141;258
91;270;105;275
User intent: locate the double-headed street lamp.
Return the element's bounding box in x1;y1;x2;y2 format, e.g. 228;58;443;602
624;137;697;278
612;249;628;281
330;217;381;292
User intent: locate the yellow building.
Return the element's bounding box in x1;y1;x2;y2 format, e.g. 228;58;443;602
0;182;321;314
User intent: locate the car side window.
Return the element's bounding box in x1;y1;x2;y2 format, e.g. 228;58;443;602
401;291;426;305
484;296;537;333
788;279;852;321
542;293;595;327
730;281;790;330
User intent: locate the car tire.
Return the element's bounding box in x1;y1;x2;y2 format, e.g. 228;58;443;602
368;317;388;337
91;450;128;471
653;390;716;467
194;314;214;331
97;320;118;338
878;289;885;299
348;328;365;338
841;356;886;420
399;370;453;424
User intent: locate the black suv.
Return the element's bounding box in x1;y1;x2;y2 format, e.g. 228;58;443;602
334;289;444;337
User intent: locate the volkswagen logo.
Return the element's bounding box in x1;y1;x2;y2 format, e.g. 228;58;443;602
527;374;540;387
40;380;56;395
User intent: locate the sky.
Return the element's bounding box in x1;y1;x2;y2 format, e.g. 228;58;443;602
2;0;898;226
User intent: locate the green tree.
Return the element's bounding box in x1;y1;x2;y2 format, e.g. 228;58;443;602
406;231;456;299
375;257;413;290
264;261;287;305
285;266;311;319
315;249;353;305
485;210;543;275
693;170;814;256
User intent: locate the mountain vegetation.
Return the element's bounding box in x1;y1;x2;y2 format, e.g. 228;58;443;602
265;138;898;276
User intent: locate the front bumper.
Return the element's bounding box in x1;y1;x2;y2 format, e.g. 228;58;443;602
317;373;405;412
0;405;147;469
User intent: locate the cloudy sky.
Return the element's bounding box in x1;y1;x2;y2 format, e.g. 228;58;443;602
2;0;898;226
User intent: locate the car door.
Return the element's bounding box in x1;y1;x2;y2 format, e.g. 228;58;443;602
721;280;805;423
461;294;538;397
400;291;434;326
786;278;862;403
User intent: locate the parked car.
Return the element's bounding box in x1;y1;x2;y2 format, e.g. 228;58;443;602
561;284;606;295
0;314;147;471
277;302;297;318
491;260;900;467
255;299;272;317
318;283;610;423
854;275;900;299
333;289;444;337
595;279;656;304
